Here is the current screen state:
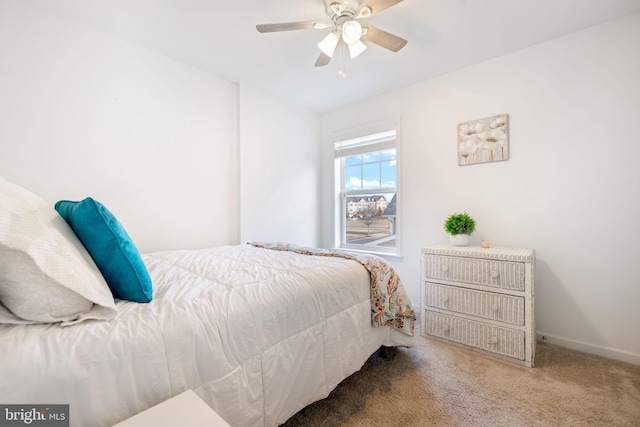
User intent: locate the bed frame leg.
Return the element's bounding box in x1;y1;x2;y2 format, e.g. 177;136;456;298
375;345;394;361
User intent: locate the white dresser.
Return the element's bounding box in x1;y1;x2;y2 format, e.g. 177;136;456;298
421;244;536;367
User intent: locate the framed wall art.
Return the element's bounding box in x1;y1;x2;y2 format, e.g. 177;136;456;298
457;113;509;166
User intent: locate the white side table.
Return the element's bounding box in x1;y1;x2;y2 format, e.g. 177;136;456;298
112;390;230;427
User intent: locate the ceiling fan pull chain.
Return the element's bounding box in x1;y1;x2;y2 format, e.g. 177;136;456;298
338;43;348;78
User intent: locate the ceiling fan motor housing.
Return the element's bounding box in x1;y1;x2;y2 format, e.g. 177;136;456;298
329;0;373;19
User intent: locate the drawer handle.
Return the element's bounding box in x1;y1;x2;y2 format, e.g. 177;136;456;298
443;295;449;303
489;336;499;344
442;264;449;272
491;304;499;312
443;324;450;332
491;271;499;278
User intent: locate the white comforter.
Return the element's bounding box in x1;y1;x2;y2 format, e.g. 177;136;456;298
0;244;413;426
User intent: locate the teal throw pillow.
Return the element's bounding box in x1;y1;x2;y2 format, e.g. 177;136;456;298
55;198;152;303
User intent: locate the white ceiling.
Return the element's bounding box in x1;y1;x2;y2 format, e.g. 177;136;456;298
25;0;640;112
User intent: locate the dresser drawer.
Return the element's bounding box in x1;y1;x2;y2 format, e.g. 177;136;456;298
424;282;525;326
423;254;525;291
424;311;525;360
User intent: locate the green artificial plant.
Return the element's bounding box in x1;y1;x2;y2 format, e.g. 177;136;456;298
444;212;476;235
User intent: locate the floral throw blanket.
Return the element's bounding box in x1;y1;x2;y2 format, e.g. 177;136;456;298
250;242;416;337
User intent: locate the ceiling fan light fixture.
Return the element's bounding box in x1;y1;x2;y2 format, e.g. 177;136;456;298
317;31;340;57
341;20;363;44
347;39;367;59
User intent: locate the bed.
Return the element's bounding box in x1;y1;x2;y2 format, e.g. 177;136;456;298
0;176;415;427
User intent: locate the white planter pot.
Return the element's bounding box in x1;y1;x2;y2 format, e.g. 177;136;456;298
450;234;470;246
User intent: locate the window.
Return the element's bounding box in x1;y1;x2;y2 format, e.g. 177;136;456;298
335;128;399;255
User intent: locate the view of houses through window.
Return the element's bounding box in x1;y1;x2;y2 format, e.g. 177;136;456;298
335;129;398;255
345;192;396;247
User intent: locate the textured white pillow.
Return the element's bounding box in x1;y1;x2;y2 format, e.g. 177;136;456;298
0;176;117;325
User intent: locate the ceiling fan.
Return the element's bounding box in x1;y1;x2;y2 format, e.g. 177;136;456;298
256;0;407;67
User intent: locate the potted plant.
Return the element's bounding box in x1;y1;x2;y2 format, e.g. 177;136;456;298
444;212;476;246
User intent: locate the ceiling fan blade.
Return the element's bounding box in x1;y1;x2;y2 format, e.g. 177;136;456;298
315;52;332;67
362;25;407;52
358;0;403;17
256;21;321;33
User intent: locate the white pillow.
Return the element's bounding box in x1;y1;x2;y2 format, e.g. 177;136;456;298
0;176;117;325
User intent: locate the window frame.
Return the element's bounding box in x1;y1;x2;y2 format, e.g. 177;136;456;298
333;122;401;257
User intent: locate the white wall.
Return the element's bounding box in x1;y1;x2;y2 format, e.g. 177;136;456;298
0;0;321;253
239;84;321;246
0;0;240;252
321;13;640;364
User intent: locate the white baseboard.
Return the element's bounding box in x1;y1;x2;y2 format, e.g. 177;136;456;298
536;333;640;366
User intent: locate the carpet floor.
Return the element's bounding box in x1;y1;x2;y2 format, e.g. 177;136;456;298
282;332;640;426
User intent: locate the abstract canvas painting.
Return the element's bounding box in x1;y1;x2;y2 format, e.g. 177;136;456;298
457;113;509;165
